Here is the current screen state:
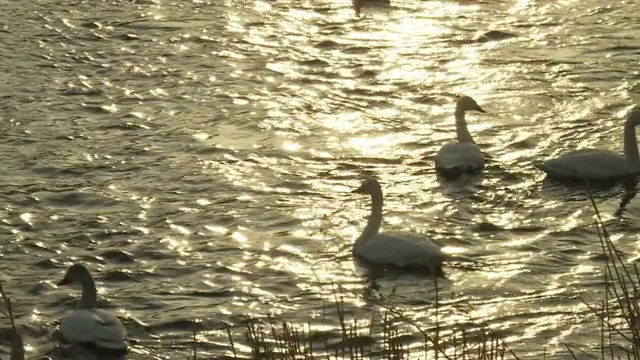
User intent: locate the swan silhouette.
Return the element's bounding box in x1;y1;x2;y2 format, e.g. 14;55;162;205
57;263;127;354
536;109;640;180
351;177;445;276
435;96;487;176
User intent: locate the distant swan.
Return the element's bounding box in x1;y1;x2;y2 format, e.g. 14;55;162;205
57;263;127;354
351;177;445;276
536;109;640;180
435;96;487;176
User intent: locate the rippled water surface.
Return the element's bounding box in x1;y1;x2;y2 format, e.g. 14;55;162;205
2;0;640;358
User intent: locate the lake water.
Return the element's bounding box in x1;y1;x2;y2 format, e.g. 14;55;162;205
1;0;640;359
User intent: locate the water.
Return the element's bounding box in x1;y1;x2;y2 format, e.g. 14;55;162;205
1;0;640;358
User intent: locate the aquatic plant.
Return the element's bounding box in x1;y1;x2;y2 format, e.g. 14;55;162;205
0;281;24;360
570;186;640;359
185;283;517;359
185;183;640;360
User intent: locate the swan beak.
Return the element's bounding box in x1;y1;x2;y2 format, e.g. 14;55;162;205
351;185;366;194
57;276;71;286
475;105;486;113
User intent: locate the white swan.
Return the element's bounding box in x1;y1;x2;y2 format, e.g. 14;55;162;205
435;96;487;176
351;177;445;276
536;109;640;180
57;263;127;353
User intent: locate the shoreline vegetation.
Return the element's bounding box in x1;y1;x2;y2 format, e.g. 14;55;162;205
186;186;640;360
1;185;638;360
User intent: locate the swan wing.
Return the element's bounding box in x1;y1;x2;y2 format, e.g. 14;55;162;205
537;149;637;180
60;309;127;350
354;233;443;268
435;143;485;173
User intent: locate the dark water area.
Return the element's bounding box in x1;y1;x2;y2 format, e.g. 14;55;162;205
1;0;640;358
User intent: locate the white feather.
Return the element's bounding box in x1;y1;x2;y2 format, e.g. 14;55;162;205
60;309;127;350
435;143;485;172
354;232;443;267
536;149;636;180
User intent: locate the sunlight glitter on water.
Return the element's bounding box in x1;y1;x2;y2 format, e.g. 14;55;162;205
2;0;640;359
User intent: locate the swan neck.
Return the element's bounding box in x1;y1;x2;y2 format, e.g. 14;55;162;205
78;273;98;309
455;109;474;143
357;188;383;245
624;120;640;169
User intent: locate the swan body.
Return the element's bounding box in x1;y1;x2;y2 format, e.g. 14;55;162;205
435;96;487;176
59;309;127;350
351;177;445;275
57;263;127;353
354;232;443;269
536;109;640;180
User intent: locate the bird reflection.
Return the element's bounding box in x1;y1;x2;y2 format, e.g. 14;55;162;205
614;178;638;218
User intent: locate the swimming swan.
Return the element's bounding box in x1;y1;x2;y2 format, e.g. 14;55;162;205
57;263;127;353
536;109;640;180
435;96;487;176
351;177;445;276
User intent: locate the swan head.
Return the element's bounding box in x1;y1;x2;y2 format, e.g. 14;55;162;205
57;263;93;287
352;176;381;195
456;96;485;113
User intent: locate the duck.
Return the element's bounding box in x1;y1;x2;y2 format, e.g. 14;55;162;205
434;96;487;176
536;108;640;180
0;282;25;360
56;263;127;354
351;176;445;276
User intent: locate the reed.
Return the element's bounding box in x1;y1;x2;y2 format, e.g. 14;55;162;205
574;186;640;359
194;283;516;360
189;182;640;360
237;304;512;360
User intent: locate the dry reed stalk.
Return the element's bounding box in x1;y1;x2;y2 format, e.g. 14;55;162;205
237;283;516;360
577;182;640;359
0;281;24;360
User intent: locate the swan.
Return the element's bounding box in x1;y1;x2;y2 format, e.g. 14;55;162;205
434;96;487;176
536;109;640;180
351;176;445;276
56;263;127;354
